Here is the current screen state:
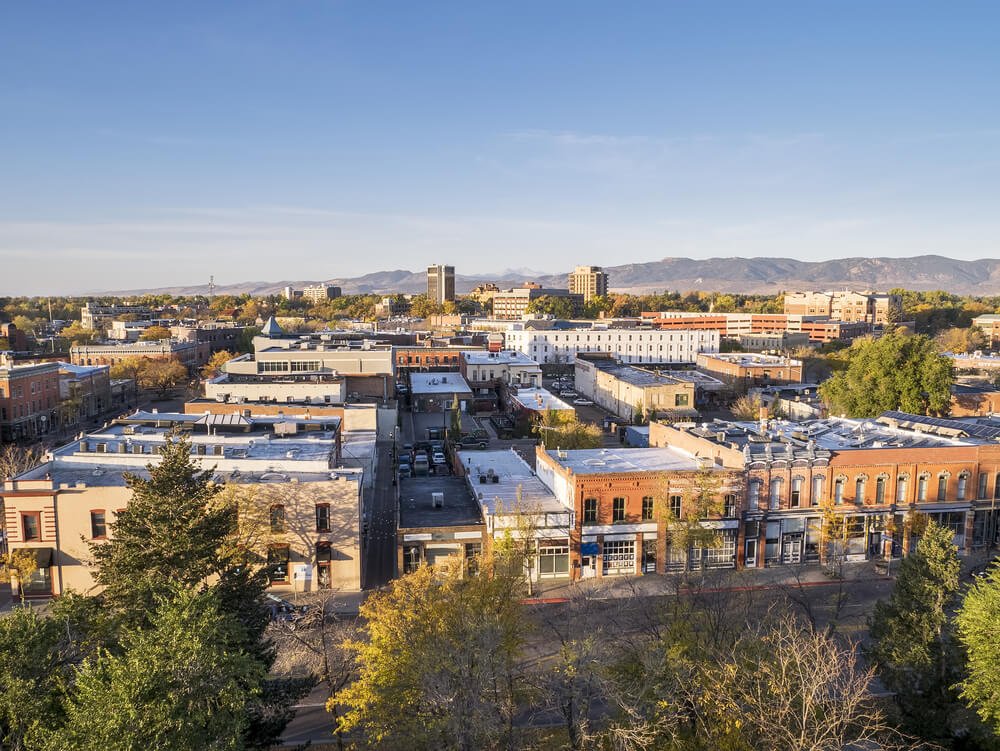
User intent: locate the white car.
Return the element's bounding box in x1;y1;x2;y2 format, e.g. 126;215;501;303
561;390;578;399
432;451;447;465
573;398;594;406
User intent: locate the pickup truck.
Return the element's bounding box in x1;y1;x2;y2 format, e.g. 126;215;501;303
454;435;488;450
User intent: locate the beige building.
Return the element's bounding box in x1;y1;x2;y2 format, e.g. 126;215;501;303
574;355;697;421
695;352;803;386
783;291;902;325
302;284;342;304
427;264;456;305
492;285;583;320
1;412;363;598
567;265;609;302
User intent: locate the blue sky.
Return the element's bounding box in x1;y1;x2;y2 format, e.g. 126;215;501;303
2;1;999;294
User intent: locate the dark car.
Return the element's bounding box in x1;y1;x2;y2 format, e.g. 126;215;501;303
266;594;309;627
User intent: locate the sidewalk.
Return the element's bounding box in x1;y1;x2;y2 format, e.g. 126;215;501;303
524;560;890;603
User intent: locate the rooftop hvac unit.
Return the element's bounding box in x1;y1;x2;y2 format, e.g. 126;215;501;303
432;492;444;508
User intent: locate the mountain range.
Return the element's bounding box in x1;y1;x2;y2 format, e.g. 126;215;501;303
101;255;1000;297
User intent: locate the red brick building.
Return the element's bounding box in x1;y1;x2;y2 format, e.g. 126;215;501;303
0;356;60;443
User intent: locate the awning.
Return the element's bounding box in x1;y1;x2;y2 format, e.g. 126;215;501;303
11;547;53;568
580;542;599;556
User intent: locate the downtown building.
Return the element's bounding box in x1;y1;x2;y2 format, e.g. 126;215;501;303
1;410;363;598
427;264;456;305
567;265;609;302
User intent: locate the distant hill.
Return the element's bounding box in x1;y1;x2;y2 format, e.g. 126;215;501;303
99;255;1000;297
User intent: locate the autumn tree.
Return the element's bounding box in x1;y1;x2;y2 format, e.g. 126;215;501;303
0;442;43;480
534;408;603;449
819;330;953;417
334;559;527;750
661;467;727;573
138;324;172;341
201;349;234;380
138;357;188;396
935;325;987;354
58;321;100;346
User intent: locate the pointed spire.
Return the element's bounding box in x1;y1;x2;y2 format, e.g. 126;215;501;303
261;316;284;336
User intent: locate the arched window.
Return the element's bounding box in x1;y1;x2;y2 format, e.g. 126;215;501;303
937;473;949;502
834;476;846;504
749;479;762;507
269;504;285;534
855;475;867;504
769;478;784;510
875;475;887;503
896;474;909;502
917;473;930;502
979;472;988;500
957;472;970;501
790;477;803;508
811;476;825;506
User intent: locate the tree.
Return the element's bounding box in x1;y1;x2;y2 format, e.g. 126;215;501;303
48;587;264;751
525;295;575;319
334;559;527;750
819;330;953;417
0;606;65;751
534;409;603;449
139;324;172;341
408;294;443;319
0;443;43;481
661;467;726;573
201;350;234;380
109;356;146;384
138;357;188;396
89;433;234;625
59;322;99;346
867;520;966;741
731;393;762;420
935;325;986;354
956;560;1000;734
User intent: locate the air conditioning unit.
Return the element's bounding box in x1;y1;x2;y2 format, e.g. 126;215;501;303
431;492;444;508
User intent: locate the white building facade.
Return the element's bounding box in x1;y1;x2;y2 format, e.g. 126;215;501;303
504;325;719;365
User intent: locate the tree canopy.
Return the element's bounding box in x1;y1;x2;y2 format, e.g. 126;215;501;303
819;330;953;417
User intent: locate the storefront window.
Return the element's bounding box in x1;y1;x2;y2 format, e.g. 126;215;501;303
266;545;290;583
602;540;635;576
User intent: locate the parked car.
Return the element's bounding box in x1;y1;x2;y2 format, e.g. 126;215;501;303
455;435;488;450
266;594;308;627
432;451;447;465
562;390;578;399
399;462;412;478
402;442;414;452
413;455;431;476
573;398;594;406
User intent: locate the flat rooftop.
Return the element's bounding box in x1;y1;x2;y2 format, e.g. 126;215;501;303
463;351;540;367
457;449;567;515
510;387;574;412
543;446;703;475
585;359;686;388
409;372;473;396
699;352;802;367
398;476;484;529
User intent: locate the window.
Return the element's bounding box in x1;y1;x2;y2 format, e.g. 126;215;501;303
855;477;866;503
21;512;41;541
957;473;968;501
583;498;598;524
602;539;635;576
290;361;321;372
834;478;845;504
896;475;908;502
937;475;948;502
674;393;689;407
748;479;761;507
812;476;824;506
315;503;330;533
995;473;1000;500
875;477;886;503
266;545;290;583
612;497;626;522
724;494;737;518
403;545;421;574
918;474;929;501
642;496;654;521
670;495;682;518
979;473;988;500
269;505;285;534
769;478;783;510
90;511;107;539
790;478;802;508
538;541;569;577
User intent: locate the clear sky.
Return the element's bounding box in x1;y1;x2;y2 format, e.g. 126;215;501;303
2;1;999;295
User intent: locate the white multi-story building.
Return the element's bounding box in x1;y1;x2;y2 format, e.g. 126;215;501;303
504;324;719;365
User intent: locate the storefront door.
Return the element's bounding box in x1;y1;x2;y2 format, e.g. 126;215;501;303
781;533;802;564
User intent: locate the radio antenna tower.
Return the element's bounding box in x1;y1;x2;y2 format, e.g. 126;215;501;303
208;275;216;300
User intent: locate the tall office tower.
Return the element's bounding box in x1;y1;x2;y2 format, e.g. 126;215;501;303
568;265;609;302
427;264;455;304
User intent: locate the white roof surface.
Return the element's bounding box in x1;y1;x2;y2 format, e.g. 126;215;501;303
544;446;704;474
458;449;568;514
511;387;574;412
409;372;473;395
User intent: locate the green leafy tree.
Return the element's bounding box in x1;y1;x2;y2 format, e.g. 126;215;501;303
534;409;603;449
867;521;967;741
525;295;576;319
408;294;443;319
0;607;65;751
49;587;265;751
138;357;188;396
819;330;953;417
956;561;1000;734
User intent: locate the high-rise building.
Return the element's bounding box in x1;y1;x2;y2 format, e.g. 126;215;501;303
568;265;609;302
427;265;455;305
